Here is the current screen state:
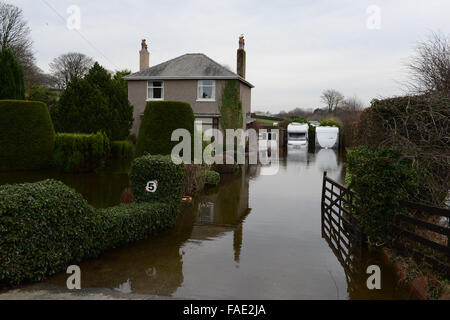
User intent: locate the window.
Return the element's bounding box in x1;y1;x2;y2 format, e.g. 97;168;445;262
197;80;216;101
147;81;164;100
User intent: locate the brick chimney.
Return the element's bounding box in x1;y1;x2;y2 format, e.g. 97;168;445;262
139;39;150;71
237;35;246;79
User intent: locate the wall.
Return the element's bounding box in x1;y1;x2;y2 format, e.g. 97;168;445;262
128;79;252;135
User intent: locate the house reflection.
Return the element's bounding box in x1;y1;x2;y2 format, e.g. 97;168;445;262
192;167;251;263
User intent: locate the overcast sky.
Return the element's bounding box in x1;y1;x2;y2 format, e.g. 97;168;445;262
7;0;450;113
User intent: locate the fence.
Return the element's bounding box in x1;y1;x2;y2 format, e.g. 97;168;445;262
321;172;365;292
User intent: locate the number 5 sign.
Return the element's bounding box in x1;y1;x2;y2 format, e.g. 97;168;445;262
146;180;158;193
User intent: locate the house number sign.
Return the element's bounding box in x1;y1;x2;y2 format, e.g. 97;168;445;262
145;180;158;193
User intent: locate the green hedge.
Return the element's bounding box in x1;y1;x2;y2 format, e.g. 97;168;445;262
135;101;195;157
319;119;341;128
52;132;110;172
111;140;134;160
0;49;25;100
130;154;184;205
346;146;419;244
205;170;220;186
0;100;55;171
0;179;177;286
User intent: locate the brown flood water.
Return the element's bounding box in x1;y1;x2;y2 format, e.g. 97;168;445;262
0;148;408;299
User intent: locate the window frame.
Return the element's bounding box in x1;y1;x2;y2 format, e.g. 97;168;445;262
197;80;216;102
147;80;164;101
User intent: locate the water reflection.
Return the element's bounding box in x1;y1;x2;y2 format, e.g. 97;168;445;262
2;150;404;299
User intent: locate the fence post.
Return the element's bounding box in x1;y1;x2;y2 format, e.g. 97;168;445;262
321;171;327;237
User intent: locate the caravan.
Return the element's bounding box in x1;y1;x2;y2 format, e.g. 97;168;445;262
316;126;339;149
287;123;309;147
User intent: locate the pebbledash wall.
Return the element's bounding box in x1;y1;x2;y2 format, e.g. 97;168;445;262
128;79;252;135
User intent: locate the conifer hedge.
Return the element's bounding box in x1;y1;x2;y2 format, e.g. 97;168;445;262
0;100;55;171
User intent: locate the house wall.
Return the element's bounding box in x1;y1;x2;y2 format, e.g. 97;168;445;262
128;79;252;136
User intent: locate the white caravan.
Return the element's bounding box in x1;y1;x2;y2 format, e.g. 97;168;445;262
316;126;339;149
287;122;309;146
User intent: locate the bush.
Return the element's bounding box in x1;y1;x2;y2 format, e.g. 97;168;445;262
52;132;110;172
205;170;220;186
130;154;184;205
52;63;133;140
0;100;55;171
183;164;207;196
0;180;98;285
135;101;195;157
0;179;177;286
111;140;133;160
0;49;25;100
319;119;341;127
26;85;58;109
346;146;419;244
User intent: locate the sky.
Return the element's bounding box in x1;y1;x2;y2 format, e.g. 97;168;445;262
7;0;450;113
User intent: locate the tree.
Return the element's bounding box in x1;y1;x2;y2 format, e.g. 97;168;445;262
27;84;58;108
0;48;25;99
406;31;450;94
53;63;133;140
321;89;344;113
49;52;94;89
0;2;37;87
338;96;364;113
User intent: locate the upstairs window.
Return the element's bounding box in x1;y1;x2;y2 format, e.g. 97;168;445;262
197;80;216;101
147;81;164;100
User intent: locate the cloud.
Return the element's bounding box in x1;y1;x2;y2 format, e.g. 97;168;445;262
8;0;450;113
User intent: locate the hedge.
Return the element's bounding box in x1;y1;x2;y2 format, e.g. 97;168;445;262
130;154;184;205
0;100;55;171
135;101;195;157
111;140;134;160
52;132;110;172
205;170;220;186
0;179;177;286
346;146;419;244
0;49;25;100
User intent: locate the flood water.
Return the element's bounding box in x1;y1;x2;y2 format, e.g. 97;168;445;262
0;148;407;299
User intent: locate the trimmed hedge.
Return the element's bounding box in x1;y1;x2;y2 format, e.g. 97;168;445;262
52;132;110;172
346;146;419;244
135;101;195;157
0;179;177;286
111;140;134;160
130;154;184;205
0;100;55;171
0;49;25;100
205;170;220;186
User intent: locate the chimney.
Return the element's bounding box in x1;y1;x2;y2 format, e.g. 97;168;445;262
236;35;246;79
139;39;150;71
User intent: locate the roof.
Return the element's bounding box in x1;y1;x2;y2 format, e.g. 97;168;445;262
124;53;254;88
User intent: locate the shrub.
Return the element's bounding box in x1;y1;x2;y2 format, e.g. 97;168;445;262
220;80;243;130
52;63;133;140
52;132;110;172
96;202;177;250
183;164;207;196
0;180;98;285
135;101;195;157
0;179;178;286
111;140;133;160
346;146;419;244
26;85;58;109
130;154;184;205
0;100;55;171
319;119;341;128
0;49;25;100
205;170;220;186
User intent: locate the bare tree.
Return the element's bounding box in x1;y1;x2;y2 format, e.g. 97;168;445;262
338;96;364;113
406;31;450;94
50;53;95;89
321;89;344;113
0;2;36;84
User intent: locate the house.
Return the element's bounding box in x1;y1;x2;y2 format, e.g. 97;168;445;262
125;36;254;136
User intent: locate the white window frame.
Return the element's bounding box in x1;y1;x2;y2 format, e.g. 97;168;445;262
147;80;164;101
197;80;216;102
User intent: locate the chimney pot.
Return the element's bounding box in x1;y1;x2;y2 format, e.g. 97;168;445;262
237;35;246;79
139;39;150;71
